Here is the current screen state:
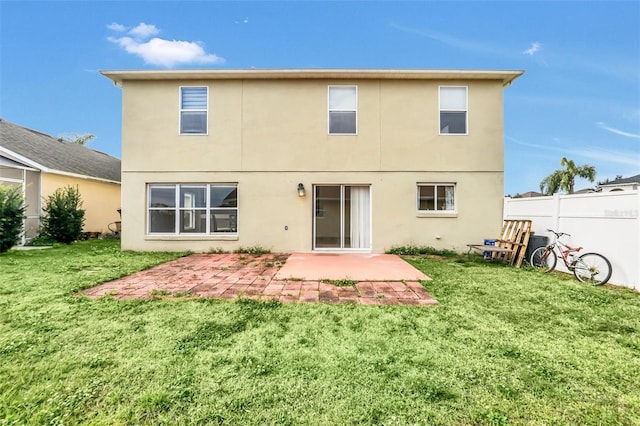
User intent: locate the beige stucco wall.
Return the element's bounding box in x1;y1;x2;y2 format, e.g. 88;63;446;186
121;171;503;253
119;76;508;252
122;79;504;173
41;173;121;233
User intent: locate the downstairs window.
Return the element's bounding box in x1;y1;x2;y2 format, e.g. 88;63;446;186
148;183;237;234
417;183;456;212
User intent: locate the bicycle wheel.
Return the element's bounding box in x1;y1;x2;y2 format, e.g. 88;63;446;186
573;253;612;286
530;246;557;273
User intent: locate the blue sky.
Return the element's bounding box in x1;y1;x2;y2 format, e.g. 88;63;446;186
1;0;638;195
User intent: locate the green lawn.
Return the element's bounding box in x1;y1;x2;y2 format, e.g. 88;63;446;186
1;240;638;425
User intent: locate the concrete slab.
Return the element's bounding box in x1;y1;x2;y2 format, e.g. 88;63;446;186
275;252;430;281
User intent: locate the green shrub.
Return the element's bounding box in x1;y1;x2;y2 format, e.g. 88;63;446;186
233;245;271;255
0;185;26;252
25;233;55;247
41;186;85;244
386;245;458;257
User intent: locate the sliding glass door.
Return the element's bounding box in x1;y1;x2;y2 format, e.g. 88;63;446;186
313;185;371;250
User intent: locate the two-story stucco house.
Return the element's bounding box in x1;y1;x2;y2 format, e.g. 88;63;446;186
101;69;523;253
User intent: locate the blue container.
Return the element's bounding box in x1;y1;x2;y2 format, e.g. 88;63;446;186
483;239;496;259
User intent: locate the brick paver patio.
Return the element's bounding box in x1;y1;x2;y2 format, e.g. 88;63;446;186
81;253;437;306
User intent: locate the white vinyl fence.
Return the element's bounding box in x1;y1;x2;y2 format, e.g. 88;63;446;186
504;190;639;291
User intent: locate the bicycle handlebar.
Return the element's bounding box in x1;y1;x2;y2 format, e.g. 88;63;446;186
546;229;571;238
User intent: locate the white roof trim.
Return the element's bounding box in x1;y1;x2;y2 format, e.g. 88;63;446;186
0;146;48;171
44;169;121;185
1;146;120;184
101;68;525;87
0;155;40;171
599;181;640;187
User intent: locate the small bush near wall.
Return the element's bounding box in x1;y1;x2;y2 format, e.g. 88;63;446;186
41;186;85;244
386;245;458;257
0;185;26;252
25;233;55;247
233;246;271;255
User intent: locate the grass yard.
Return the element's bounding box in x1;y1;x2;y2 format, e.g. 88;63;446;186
1;239;639;425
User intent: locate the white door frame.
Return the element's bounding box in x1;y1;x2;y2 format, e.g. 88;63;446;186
312;184;372;252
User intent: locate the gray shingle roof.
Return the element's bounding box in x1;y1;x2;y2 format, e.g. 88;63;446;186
0;118;120;182
600;174;640;186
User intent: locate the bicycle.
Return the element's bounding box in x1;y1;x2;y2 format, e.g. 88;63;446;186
529;229;612;285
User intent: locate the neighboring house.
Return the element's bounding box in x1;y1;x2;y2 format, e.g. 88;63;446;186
598;174;640;192
572;188;597;195
512;191;543;198
0;119;121;242
101;69;523;253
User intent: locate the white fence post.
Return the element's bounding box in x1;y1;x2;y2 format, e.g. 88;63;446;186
553;193;561;232
637;190;640;293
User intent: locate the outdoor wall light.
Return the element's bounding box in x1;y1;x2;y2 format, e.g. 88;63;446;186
297;183;306;197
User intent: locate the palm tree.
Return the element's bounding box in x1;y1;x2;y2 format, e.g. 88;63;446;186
539;157;596;195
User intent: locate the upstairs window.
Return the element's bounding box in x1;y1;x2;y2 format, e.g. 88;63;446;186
417;184;456;212
439;86;467;135
180;86;208;134
328;85;357;134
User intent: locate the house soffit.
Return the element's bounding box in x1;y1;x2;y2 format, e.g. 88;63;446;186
0;147;45;171
101;69;525;87
0;155;39;171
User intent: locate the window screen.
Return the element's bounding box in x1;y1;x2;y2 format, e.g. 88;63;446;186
329;86;357;134
180;87;208;134
439;87;467;134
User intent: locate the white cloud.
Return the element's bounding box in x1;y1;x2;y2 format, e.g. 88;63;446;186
108;36;224;67
523;42;541;56
390;22;502;55
107;22;126;32
507;136;640;167
572;147;640;167
108;22;225;68
597;122;640;139
129;23;160;39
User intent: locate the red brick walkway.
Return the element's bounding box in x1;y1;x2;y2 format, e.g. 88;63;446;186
81;253;437;306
